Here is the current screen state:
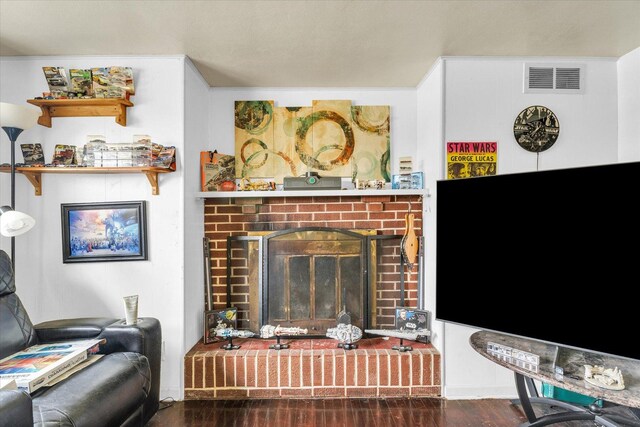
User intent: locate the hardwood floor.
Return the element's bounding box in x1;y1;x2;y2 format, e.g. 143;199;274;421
146;398;530;426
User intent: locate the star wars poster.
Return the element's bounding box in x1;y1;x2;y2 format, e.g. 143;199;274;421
446;142;497;179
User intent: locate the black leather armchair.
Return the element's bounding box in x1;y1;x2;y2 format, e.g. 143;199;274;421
0;250;161;427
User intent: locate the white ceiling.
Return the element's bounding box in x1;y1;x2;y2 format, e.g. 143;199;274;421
1;1;639;88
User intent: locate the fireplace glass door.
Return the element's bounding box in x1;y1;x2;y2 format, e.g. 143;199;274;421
264;229;367;335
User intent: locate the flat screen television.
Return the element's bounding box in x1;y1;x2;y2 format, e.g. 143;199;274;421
436;161;640;361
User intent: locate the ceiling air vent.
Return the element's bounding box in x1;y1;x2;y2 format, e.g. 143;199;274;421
524;63;584;94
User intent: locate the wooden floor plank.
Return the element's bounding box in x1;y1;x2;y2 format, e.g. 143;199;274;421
148;398;531;427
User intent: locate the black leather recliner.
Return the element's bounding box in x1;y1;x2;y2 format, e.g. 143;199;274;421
0;250;161;427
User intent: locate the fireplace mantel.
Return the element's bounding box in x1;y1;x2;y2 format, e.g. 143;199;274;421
196;188;428;199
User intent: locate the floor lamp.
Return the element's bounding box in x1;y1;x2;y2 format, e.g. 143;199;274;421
0;102;41;267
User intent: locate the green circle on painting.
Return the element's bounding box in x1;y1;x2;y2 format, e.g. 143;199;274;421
351;106;390;135
235;101;273;135
295;110;355;171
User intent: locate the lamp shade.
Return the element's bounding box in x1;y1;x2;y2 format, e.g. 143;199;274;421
0;206;35;237
0;102;41;130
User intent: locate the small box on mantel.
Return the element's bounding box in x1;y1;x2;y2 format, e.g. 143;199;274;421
283;172;341;190
392;172;423;190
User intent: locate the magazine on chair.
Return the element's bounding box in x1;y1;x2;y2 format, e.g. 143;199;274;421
0;339;104;393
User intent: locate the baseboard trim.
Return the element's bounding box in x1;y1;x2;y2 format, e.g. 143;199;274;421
444;385;517;399
161;387;183;401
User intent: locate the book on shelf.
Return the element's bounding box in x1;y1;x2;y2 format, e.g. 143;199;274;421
0;339;104;393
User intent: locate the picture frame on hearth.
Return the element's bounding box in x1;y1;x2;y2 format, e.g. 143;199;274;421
61;201;148;263
204;307;238;344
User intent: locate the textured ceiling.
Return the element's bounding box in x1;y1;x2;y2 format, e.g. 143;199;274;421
1;1;639;87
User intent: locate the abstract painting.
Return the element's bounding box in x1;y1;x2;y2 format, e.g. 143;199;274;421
234;100;390;183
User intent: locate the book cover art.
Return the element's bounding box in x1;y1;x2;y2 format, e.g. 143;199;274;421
0;339;103;393
52;145;77;166
0;350;76;375
69;68;93;96
446;141;497;179
201;151;235;191
42;67;69;93
20;143;45;165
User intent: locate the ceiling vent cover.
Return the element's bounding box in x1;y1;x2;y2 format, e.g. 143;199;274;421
524;63;584;94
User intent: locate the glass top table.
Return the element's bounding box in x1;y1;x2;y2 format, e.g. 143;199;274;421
470;330;640;426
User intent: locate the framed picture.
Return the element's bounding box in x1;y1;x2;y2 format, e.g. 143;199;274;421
61;201;147;263
204;307;237;344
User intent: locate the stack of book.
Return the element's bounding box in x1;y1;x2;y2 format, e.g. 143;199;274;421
0;339;104;393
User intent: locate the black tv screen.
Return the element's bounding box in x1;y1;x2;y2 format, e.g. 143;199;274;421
436;161;640;361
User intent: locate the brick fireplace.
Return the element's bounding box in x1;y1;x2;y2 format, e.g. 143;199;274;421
185;193;441;399
206;194;422;315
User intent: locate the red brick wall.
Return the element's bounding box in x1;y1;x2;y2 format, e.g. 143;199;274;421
204;195;423;329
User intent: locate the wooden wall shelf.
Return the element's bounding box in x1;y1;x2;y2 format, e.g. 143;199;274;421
1;166;173;196
27;98;134;127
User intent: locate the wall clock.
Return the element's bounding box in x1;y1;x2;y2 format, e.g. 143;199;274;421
513;105;560;152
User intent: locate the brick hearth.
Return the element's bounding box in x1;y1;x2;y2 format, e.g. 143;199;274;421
184;337;440;399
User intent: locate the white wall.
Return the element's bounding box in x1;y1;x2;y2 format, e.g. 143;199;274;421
183;58;210;397
415;59;445;357
618;47;640;162
438;56;619;398
2;52;633;404
0;55;186;400
209;88;417;173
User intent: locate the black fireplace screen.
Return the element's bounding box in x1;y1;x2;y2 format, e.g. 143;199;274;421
226;227;410;336
265;229;365;335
